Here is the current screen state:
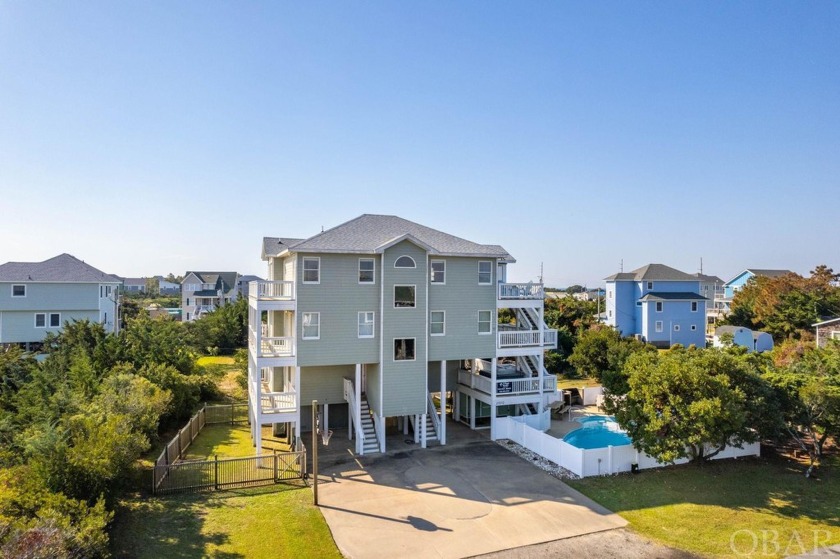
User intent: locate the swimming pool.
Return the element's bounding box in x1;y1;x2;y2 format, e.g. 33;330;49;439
562;416;632;449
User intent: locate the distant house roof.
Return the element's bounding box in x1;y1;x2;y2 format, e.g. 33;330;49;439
725;268;794;286
183;272;239;293
238;275;263;283
262;214;514;261
694;273;724;283
639;292;707;302
123;277;146;287
715;325;749;336
605;263;697;282
0;253;121;283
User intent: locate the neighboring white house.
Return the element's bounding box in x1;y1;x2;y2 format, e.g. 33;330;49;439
247;214;560;455
157;277;180;295
0;253;122;348
181;271;239;322
713;325;773;353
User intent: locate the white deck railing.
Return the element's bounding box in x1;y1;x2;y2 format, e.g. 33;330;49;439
498;328;558;349
250;327;295;358
458;370;549;396
260;390;297;414
250;280;295;301
498;282;544;300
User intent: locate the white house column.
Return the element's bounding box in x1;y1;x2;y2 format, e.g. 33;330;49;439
439;360;446;445
294;366;301;440
489;359;497;440
421;413;427;448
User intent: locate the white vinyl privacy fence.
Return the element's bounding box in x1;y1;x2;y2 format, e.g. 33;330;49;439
496;416;760;478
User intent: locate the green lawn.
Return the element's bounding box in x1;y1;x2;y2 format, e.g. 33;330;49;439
569;454;840;558
556;377;601;390
183;424;289;460
111;484;341;559
196;356;236;367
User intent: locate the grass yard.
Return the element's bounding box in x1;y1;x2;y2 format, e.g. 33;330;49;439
556;377;601;390
111;484;341;559
569;453;840;558
183;423;290;460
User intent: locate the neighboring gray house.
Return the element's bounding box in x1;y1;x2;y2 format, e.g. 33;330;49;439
247;214;559;455
236;275;263;301
814;317;840;348
694;273;725;338
0;254;122;347
156;276;180;295
123;277;147;293
181;271;239;322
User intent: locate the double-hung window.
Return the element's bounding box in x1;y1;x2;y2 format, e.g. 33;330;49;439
655;302;663;312
302;312;320;339
478;261;492;285
12;285;25;297
394;285;416;308
430;311;445;336
358;312;374;338
49;313;60;328
303;258;320;284
691;301;698;312
35;313;46;328
359;259;375;283
478;310;493;334
430;260;445;284
655;320;663;333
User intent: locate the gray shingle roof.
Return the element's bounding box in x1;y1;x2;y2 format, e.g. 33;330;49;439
693;273;724;283
183;272;239;293
265;215;513;260
605;263;697;282
639;291;707;302
0;253;121;283
262;237;305;259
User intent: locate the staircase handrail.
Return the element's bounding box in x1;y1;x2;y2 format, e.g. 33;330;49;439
342;378;365;446
426;393;441;439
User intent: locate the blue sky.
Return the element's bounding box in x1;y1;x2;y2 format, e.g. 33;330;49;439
1;2;837;287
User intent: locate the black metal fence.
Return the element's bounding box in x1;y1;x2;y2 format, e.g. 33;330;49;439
152;402;302;495
153;450;306;495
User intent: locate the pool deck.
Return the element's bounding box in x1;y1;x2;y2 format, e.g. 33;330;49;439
546;405;607;438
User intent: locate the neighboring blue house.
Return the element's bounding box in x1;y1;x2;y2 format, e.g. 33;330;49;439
723;269;793;299
605;263;707;348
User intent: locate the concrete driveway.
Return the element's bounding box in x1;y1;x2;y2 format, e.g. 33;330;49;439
317;441;627;559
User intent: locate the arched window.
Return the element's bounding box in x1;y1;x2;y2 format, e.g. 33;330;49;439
394;256;416;268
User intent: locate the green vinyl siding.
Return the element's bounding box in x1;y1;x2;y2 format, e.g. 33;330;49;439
299;365;354;405
427;257;496;361
426;360;460;393
380;241;427;417
0;310;99;344
365;362;381;415
295;253;380;366
0;282;101;311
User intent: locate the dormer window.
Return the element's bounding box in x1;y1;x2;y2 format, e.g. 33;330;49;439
394;256;416;268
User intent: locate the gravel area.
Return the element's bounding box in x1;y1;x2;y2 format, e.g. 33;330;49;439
496;438;579;480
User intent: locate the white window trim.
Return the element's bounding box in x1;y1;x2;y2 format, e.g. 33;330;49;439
302;312;320;340
430;260;446;285
430;310;445;336
394;255;416;269
393;337;416;362
478;310;493;335
358;258;376;284
394;284;416;309
302;257;321;284
831;331;840;340
34;313;46;328
478;261;492;285
691;325;697;331
674;324;681;332
655;320;663;333
11;285;26;297
655;302;663;313
49;313;61;328
647;282;653;290
358;311;375;339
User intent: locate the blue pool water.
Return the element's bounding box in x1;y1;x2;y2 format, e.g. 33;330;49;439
563;416;632;449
